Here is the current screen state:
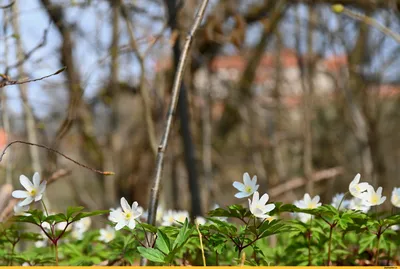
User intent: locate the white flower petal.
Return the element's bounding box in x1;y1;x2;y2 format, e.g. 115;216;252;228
18;197;34;206
39;181;47;194
233;181;245;192
33;172;41;187
12;190;29;199
263;204;276;213
235;192;251;198
120;197;131;213
115;221;125;231
243;173;251;186
19;175;33;192
34;194;43;202
128;219;136;229
259;193;270;205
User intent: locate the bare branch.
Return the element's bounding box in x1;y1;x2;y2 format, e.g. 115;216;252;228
0;140;114;175
0;1;14;9
0;67;66;88
339;7;400;44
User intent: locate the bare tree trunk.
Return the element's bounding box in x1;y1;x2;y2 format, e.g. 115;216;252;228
11;0;43;177
40;0;106;208
1;8;12;185
165;0;202;217
303;6;316;195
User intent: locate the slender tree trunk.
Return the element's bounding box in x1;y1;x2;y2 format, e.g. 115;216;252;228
166;0;202;217
1;8;12;185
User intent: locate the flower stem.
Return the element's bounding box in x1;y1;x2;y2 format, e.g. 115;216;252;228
375;227;382;266
41;200;49;217
327;225;334;265
337;192;349;211
54;241;59;266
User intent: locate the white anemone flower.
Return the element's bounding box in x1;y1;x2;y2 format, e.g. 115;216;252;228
349;173;369;199
13;204;30;216
161;210;176;226
331;193;350;210
391;187;400;208
292;200;312;223
195;216;207;225
110;197;142;230
349;197;370;213
248;191;275;219
174;210;190;224
297;193;322;209
359;185;386;206
12;173;47;206
99;226;116;243
233;172;259;198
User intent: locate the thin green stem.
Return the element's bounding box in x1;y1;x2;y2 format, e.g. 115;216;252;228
54;241;59;266
327;224;334;266
337;192;349;211
375;226;382;266
41;200;49;217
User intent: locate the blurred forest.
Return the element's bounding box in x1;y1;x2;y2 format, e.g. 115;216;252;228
0;0;400;220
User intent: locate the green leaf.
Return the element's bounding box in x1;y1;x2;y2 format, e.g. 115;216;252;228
71;210;109;222
66;206;85;219
137;247;166;263
156;229;170;254
172;218;192;249
358;233;376;254
45;213;67;224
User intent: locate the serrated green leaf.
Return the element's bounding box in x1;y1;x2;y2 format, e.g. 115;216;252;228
137;247;165;263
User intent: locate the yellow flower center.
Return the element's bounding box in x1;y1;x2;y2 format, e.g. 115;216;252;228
308;203;316;209
371;194;379;205
30;189;37;196
355;185;361;192
124;212;132;220
245;186;252;193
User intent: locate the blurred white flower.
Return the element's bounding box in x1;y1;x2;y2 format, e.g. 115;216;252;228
292;200;312;223
56;221;72;232
391;187;400;208
13;204;30;216
161;210;176;226
391;225;399;231
331;193;350;210
349;198;370;213
174;210;190;224
22;262;30;266
71;217;91;240
109;197;142;230
359;185;386;206
233;172;259;198
99;226;116;243
349;173;369;199
248;191;275;219
195;216;207;225
12;173;47;206
297;193;322;209
74;217;91;232
161;210;190;226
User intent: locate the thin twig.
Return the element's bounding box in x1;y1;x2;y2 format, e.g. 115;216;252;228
0;67;66;88
196;223;206;266
340;7;400;44
0;140;114;175
141;0;210;265
0;1;14;9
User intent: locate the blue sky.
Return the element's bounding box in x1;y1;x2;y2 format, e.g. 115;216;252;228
0;1;399;120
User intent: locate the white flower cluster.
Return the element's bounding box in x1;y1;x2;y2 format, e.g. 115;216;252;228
233;172;275;220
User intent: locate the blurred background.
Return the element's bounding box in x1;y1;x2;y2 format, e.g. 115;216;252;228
0;0;399;219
